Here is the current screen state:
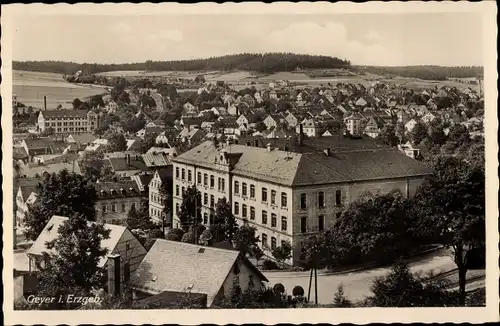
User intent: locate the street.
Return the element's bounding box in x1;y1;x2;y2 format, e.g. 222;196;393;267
263;248;458;304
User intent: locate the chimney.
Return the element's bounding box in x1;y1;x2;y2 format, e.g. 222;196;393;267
324;148;330;156
298;124;304;146
43;96;47;111
107;254;121;296
126;154;131;166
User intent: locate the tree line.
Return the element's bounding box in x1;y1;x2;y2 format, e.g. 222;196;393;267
353;65;483;81
13;53;350;75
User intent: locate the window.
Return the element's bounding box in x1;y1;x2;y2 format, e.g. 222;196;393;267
250;206;255;220
318;191;325;208
300;193;307;209
262;210;268;224
197;172;202;184
188;170;192;182
271;213;277;228
203;193;208;205
221;179;225;192
124;262;130;282
281;240;287;248
204;213;208;224
271;237;277;250
262;233;268;247
262;188;268;202
175;167;179;179
126;243;131;250
181;168;185;180
204;173;208;186
235;181;240;194
301;217;307;233
111;204;116;212
281;216;287;231
336;190;342;206
281;192;287;208
234;202;239;215
242;183;247;196
176;203;180;213
248;275;254;288
121;203;126;213
218;177;222;191
250;185;255;199
271;190;276;205
336;212;342;219
182;187;185;196
102;205;107;213
210;175;215;188
318;215;325;231
242;204;247;218
176;185;180;196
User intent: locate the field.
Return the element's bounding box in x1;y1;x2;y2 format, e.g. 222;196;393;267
13;70;109;110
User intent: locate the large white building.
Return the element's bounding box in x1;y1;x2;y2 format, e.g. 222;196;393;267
172;139;432;266
37;110;99;134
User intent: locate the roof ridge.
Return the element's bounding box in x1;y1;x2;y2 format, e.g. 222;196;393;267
155;238;240;255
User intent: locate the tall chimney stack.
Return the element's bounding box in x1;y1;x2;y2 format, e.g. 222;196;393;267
298;124;304;146
43;96;47;111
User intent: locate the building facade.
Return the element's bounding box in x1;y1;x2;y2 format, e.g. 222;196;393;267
95;180;142;224
172;140;431;266
37;110;99;135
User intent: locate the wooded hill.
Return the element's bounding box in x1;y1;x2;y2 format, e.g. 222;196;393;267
353;65;483;81
13;53;350;75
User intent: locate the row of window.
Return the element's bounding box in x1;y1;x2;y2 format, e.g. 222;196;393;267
150;192;163;205
150;207;163;218
49;127;90;133
300;191;342;209
234;182;289;208
101;202;135;214
46;117;87;121
234;202;288;232
175;169;226;192
299;214;340;233
261;234;287;251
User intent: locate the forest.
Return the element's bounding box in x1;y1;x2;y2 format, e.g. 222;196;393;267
353;65;483;80
13;53;350;75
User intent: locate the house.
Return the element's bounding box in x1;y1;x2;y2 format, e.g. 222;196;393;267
155;128;178;146
344;112;364;137
95;180;142;224
126;138;144;152
364;116;385;138
21;138;56;161
129;239;268;308
135;126;165;140
15;181;39;229
27;215;147;295
182;102;197;116
147;146;178;157
236;113;260;129
421;112;437;124
13;147;30;164
177;127;206;145
269;90;278;100
66;133;97;146
172;140;432;265
263;114;283;130
284;112;300;128
355;97;368;108
130;173;153;194
405;119;418;132
108;154;148;177
398;142;421;160
148;169;173;225
415;105;429;117
297;118;323;138
20;160;82;179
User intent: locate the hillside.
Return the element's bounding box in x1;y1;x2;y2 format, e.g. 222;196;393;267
352;65;483;81
13;53;350;75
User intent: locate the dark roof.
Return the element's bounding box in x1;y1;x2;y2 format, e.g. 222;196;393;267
95;180;141;199
108;156;148;172
23;138;54;150
41;110;89;119
131;173;153;192
14;147;29;160
174;141;431;187
135;291;207;309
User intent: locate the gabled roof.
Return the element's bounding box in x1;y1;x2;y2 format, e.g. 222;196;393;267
142;152;173;167
67;133;97;144
27;215;127;267
23;138;54;150
95;180;141;199
129;239;267;307
108;156;147;172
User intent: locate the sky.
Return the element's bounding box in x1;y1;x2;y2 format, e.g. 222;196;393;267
12;13;484;66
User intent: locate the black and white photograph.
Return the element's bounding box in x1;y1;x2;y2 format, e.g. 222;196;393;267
2;2;498;324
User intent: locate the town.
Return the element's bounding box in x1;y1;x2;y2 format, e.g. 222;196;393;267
12;55;485;309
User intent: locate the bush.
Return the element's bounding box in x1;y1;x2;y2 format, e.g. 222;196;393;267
292;286;305;297
262;259;279;270
166;228;184;242
273;283;286;295
148;228;164;239
333;284;352;307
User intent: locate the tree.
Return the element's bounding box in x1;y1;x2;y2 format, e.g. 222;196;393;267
177;185;202;234
233;225;260;256
369;259;458;307
72;98;84;110
24;170;98;241
292;285;305;300
194;74;206;83
80;150;108;181
378;124;399;147
333;284;352;307
447;124;470;144
126;205;141;230
325;191;419;267
272;240;292;269
410;121;428;145
107;133;127;152
166;228;184;241
181;229;196;243
210;197;238;243
255;122;267;132
199;229;214;246
141;132;159;153
35;213;111;309
414;156;485;305
251;245;264;267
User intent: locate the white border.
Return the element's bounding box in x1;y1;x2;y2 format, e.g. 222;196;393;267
2;2;498;324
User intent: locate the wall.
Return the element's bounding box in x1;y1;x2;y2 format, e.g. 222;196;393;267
95;196;142;224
